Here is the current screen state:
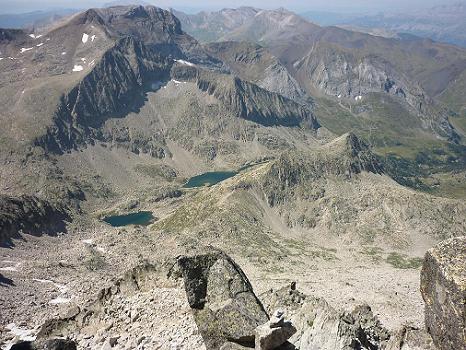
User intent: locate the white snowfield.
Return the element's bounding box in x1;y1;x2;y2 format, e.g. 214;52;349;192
20;47;33;53
355;95;363;101
82;33;89;43
29;34;42;39
0;261;21;272
72;65;84;72
174;59;195;67
36;43;44;47
49;296;74;305
91;34;96;42
32;278;69;294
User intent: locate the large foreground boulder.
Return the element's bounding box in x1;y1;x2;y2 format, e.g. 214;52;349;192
420;236;466;350
172;248;269;349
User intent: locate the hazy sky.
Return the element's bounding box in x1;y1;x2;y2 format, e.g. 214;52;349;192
0;0;462;14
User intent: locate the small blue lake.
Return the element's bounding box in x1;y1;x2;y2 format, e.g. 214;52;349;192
103;211;154;227
183;171;238;188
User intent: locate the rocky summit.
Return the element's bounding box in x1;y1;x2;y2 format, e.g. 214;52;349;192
0;3;465;350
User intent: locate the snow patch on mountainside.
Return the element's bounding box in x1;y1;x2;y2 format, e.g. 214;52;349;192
175;59;195;67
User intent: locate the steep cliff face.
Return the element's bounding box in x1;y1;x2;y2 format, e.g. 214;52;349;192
0;195;70;246
299;48;417;101
196;70;318;128
177;7;466;142
295;45;458;140
0;5;222;157
92;5;211;63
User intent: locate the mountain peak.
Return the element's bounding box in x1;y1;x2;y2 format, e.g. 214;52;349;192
70;8;105;26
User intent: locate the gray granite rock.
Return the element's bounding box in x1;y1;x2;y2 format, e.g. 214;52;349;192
421;236;466;350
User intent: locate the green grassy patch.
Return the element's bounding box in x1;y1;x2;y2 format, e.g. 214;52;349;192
385;252;423;269
84;247;106;271
134;164;177;181
360;246;384;263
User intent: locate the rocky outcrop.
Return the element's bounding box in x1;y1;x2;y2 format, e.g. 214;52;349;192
420;236;466;350
35;263;207;349
169;62;318;129
262;283;419;350
96;5;212;63
172;248;269;349
0;195;70;246
0;28;29;43
33;251;270;350
255;310;297;350
5;248;445;350
301;46;422;104
384;326;436;350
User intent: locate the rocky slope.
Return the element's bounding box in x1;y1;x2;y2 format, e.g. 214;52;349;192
1;5;465;350
170;7;262;43
2;249;440;350
0;5;212;152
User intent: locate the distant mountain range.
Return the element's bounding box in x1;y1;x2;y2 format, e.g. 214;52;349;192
302;2;466;48
0;9;78;30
